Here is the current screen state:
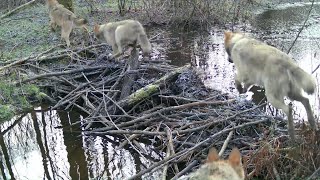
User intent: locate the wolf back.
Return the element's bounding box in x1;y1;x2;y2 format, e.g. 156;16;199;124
93;20;151;58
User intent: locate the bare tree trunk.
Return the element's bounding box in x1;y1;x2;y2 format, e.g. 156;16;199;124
118;0;126;16
58;0;73;12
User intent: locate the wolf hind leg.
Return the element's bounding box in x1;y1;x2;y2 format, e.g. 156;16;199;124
61;24;72;47
266;91;295;140
291;93;317;131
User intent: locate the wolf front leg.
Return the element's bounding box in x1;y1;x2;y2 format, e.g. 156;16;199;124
293;93;317;131
266;92;295;141
61;24;72;47
110;44;121;59
235;75;246;94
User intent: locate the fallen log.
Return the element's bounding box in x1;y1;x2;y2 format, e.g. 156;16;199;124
117;64;191;109
120;47;140;99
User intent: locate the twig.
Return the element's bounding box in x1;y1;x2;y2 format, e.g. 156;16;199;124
171;160;198;180
306;166;320;180
162;144;171;180
19;66;108;84
287;0;315;54
165;127;179;174
218;130;234;156
116;127;152;150
312;63;320;74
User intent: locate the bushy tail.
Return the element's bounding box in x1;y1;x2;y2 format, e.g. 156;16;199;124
138;33;151;54
47;0;58;7
288;67;316;94
73;17;88;26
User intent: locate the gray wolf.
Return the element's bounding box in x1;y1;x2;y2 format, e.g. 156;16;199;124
93;20;151;58
47;0;88;47
224;31;317;140
184;147;245;180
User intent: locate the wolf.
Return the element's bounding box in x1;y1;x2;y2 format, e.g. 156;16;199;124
93;20;151;59
224;31;317;140
183;147;245;180
47;0;88;47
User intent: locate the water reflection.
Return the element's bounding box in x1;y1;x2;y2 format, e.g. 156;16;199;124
254;2;320;31
0;107;162;180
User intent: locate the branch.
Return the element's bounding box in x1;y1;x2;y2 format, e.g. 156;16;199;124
0;0;36;19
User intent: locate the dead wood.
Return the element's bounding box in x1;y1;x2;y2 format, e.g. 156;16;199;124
117;64;191;109
9;42;303;180
119;47;140;99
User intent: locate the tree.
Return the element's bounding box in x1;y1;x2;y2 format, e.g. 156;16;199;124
118;0;126;16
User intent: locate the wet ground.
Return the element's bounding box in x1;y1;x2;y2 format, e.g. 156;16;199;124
1;1;320;180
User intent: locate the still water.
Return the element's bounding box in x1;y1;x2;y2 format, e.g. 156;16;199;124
0;107;162;179
1;2;320;180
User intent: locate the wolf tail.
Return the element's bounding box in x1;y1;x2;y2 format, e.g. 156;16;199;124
73;17;88;27
138;33;151;54
47;0;58;7
288;67;316;94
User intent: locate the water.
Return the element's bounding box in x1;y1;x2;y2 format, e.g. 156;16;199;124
0;107;162;179
2;2;320;179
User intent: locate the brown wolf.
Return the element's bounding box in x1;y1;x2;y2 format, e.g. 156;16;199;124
224;31;317;140
184;147;245;180
47;0;88;47
93;20;151;58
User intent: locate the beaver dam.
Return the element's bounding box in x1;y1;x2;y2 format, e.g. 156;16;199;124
1;39;319;180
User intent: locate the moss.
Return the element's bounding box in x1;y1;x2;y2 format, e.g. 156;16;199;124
0;105;15;122
0;80;43;121
128;84;159;105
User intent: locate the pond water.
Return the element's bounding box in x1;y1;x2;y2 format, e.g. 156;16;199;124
0;107;163;180
1;2;320;180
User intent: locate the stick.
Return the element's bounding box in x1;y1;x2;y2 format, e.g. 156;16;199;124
306;166;320;180
312;63;320;74
286;0;315;54
166;127;179;174
218;130;234;156
116;127;152;150
19;66;108;84
162;144;171;180
171;160;198;180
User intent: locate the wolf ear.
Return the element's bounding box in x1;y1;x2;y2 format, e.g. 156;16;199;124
228;148;242;166
206;147;219;163
224;31;232;39
93;24;100;33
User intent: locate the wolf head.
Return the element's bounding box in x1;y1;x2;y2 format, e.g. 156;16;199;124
224;31;245;63
206;147;245;180
93;24;104;40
